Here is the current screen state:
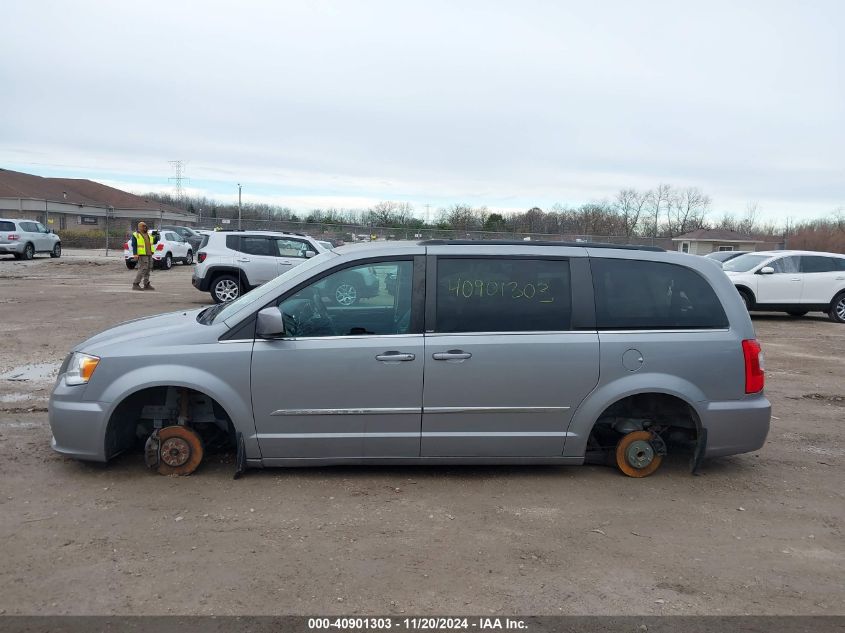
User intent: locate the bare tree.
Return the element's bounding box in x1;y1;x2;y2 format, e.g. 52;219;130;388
666;187;710;237
644;184;672;237
614;189;647;237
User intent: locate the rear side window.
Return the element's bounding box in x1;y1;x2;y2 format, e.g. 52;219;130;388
19;221;37;232
435;258;571;333
591;259;728;330
0;221;15;231
800;256;836;273
226;235;271;256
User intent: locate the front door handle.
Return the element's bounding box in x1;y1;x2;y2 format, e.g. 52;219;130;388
432;350;472;361
376;352;416;362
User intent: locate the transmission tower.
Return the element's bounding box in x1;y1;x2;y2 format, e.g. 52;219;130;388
168;160;189;202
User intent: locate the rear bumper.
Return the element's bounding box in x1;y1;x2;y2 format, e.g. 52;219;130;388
0;243;24;254
192;273;210;291
700;395;771;458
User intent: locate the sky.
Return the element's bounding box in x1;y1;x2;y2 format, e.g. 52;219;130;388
1;0;842;223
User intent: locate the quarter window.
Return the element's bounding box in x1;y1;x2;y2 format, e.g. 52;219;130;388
592;259;728;330
435;258;571;333
278;260;414;337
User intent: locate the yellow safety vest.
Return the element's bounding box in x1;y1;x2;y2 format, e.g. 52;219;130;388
133;231;156;256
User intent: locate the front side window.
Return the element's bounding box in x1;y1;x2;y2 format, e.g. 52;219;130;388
770;256;800;273
592;259;728;330
35;222;48;233
800;256;835;273
435;258;571;333
274;238;308;258
278;260;414;337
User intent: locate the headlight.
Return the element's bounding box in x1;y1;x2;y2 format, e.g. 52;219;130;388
65;352;100;386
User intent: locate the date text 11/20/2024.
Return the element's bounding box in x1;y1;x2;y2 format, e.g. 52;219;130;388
308;617;528;630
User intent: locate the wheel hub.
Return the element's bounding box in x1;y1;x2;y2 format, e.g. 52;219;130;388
624;439;655;469
160;437;191;467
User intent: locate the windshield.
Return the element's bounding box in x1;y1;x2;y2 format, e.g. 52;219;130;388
207;251;337;324
722;253;771;272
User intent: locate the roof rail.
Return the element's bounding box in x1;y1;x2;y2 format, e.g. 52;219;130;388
418;239;664;252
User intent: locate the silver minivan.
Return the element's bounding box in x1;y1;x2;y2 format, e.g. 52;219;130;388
49;240;770;478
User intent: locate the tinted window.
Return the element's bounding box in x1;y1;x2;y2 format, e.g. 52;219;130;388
226;235;271;256
435;258;571;333
278;260;414;337
770;256;800;273
722;253;770;272
592;259;728;330
835;258;845;272
0;221;14;231
274;238;308;258
800;256;836;273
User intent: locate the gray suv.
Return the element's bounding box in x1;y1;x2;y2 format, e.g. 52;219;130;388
49;240;770;478
0;218;62;259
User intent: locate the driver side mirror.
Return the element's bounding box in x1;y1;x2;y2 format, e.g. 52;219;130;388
304;250;317;258
256;307;286;338
758;266;775;275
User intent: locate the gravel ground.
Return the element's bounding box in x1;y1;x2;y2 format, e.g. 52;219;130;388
0;251;842;616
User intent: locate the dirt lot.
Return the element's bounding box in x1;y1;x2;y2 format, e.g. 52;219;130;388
0;250;842;616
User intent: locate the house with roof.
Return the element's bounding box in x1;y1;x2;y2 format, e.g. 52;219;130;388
671;228;782;255
0;168;195;232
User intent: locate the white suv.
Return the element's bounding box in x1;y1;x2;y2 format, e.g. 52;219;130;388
723;250;845;322
192;231;328;303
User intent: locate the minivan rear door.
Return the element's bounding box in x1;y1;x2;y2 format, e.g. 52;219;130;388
420;251;599;458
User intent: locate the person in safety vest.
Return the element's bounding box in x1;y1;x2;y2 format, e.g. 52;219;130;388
130;221;160;290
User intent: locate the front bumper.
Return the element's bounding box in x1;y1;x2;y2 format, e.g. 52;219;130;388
701;395;771;458
49;381;109;462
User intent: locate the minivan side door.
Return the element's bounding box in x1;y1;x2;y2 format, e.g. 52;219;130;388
250;256;425;460
756;255;802;304
420;253;599;457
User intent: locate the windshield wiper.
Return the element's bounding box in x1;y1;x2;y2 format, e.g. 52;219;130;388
197;303;225;325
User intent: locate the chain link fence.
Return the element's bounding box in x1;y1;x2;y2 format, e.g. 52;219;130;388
192;217;673;249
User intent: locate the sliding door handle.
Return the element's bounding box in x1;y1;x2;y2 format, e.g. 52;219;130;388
376;352;415;362
432;350;472;361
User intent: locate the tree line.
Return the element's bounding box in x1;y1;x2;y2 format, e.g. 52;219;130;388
144;186;844;252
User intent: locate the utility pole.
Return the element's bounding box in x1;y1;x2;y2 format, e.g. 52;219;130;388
238;183;242;229
44;198;48;228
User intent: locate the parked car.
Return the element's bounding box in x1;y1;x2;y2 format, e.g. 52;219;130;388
0;218;61;260
192;231;328;303
722;250;845;322
50;240;770;479
123;229;193;270
160;225;204;253
704;250;749;264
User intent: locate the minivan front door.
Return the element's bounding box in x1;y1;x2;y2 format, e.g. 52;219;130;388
421;256;599;458
250;258;424;461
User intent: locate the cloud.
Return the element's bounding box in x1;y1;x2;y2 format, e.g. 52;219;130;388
1;0;842;221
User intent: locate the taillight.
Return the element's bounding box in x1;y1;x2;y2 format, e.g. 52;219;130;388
742;339;764;394
156;243;164;251
124;242;129;249
197;252;207;263
8;233;20;241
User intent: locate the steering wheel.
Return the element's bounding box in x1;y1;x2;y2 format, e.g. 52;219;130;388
311;287;335;334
